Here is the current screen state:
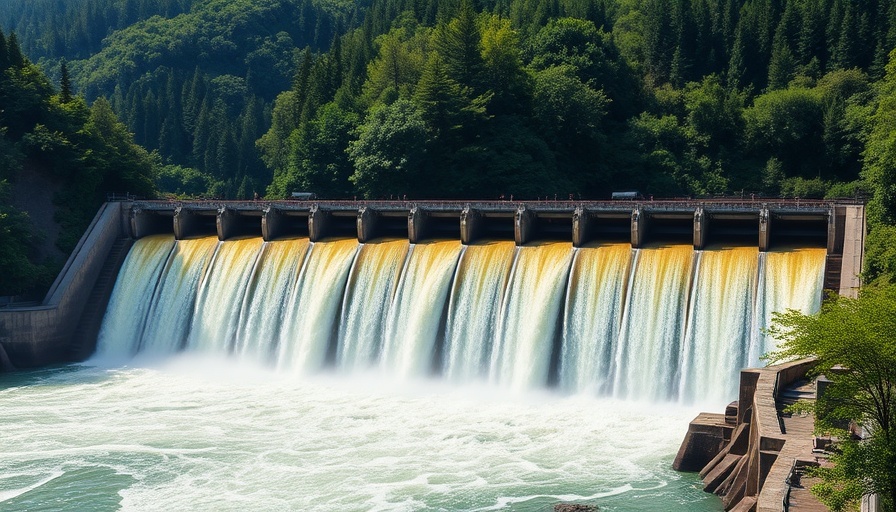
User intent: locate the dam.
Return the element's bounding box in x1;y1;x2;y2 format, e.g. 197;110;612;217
0;198;867;510
0;199;865;400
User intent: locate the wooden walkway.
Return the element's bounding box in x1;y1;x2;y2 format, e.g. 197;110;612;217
775;380;829;512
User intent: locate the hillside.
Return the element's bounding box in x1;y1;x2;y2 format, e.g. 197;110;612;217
0;32;158;297
4;0;896;283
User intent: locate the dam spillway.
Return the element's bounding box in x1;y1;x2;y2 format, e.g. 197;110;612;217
97;231;827;404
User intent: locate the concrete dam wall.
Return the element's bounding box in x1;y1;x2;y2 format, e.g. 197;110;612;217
0;199;866;371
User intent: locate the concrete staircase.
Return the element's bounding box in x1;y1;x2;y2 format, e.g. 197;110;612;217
823;254;842;294
69;238;134;361
778;379;816;409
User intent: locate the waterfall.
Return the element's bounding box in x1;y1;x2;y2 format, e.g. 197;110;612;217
337;239;409;371
613;245;694;401
381;240;463;378
96;235;175;355
138;237;219;354
234;238;310;363
276;239;359;373
754;247;827;358
443;241;516;382
96;235;827;404
679;246;757;403
187;238;265;353
560;243;631;395
490;242;574;391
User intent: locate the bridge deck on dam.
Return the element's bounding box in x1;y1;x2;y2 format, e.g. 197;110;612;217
128;198;860;253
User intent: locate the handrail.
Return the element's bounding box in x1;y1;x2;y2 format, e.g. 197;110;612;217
782;458;798;511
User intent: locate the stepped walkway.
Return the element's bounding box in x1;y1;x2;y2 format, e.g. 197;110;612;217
773;380;829;512
69;238;133;360
675;359;834;511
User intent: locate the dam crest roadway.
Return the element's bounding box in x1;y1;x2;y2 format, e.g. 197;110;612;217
129;198;852;251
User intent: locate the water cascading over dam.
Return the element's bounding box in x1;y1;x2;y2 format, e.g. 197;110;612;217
97;234;825;404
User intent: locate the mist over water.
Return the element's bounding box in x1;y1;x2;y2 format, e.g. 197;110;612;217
1;234;827;510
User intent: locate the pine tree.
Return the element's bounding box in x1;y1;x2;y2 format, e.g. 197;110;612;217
434;0;484;91
726;22;747;90
768;29;797;90
7;32;26;68
643;0;675;83
59;59;73;103
831;1;858;70
328;34;343;93
192;99;211;169
182;67;206;135
797;0;826;69
414;54;464;139
0;30;9;70
293;47;314;122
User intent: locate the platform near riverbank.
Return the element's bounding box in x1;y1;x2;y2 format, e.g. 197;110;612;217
674;358;829;511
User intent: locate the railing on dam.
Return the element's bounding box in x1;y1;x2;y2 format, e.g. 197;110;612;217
127;198;863;253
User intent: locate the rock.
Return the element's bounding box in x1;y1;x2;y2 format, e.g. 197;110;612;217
553;504;598;512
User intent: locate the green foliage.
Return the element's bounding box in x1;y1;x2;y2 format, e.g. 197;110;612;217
779;176;828;198
864;50;896;226
0;29;159;294
0;180;56;296
348;99;428;198
280;102;359;198
3;0;895;211
157;164;213;197
532;65;607;149
766;284;896;510
864;225;896;285
744;87;824;178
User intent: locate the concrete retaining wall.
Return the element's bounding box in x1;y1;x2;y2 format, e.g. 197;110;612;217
674;358;819;511
0;202;126;368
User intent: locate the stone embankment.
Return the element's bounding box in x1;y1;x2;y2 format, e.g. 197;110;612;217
674;358;829;512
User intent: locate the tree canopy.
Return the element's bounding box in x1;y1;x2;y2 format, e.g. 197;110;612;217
0;28;158;296
767;284;896;511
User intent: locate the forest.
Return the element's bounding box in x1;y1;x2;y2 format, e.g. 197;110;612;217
3;0;896;292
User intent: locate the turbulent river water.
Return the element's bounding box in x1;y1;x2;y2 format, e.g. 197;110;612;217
0;358;720;511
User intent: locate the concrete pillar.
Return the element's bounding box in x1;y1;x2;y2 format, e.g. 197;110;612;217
758;208;770;252
130;208;149;239
839;205;866;298
826;207;837;253
308;205;329;242
631;208;646;248
261;206;283;241
174;206;199;240
357;206;377;243
216;206;235;241
515;205;535;246
694;207;707;250
408;206;429;244
460;206;481;245
572;207;590;248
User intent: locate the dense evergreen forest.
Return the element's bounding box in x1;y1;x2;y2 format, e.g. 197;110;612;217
0;30;157;296
3;0;896;290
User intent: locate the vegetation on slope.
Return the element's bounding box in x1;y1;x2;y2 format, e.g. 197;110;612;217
0;30;158;297
3;0;896;283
